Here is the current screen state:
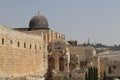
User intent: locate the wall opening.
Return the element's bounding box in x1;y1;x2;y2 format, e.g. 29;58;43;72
35;45;37;50
30;44;31;49
18;41;20;47
24;43;26;48
59;57;64;71
48;57;55;70
2;38;4;45
10;40;13;44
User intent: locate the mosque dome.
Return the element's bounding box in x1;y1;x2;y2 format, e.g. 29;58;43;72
29;15;49;28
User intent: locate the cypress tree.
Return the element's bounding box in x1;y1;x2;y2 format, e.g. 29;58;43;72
96;67;98;80
85;72;88;80
94;67;98;80
108;66;112;73
90;67;92;80
93;67;96;80
90;66;93;80
90;66;98;80
87;66;99;80
88;67;90;80
103;71;106;80
91;67;94;80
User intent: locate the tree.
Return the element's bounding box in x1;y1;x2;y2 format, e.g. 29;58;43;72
88;67;92;80
94;67;98;80
85;72;88;80
108;66;112;73
96;67;98;80
87;66;98;80
103;71;106;80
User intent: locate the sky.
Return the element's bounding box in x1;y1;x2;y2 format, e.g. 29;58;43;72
0;0;120;46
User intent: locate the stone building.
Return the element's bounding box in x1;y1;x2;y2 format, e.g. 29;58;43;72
47;40;70;73
0;14;69;80
0;26;45;79
68;40;96;70
96;51;120;80
15;14;70;77
0;14;96;80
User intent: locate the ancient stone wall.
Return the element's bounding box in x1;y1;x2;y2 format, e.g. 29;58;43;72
0;26;46;77
69;46;86;61
97;54;120;77
109;60;120;74
69;46;96;62
69;46;96;71
99;57;109;76
47;40;70;72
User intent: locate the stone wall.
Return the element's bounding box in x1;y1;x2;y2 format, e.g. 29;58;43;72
109;60;120;74
69;46;96;71
97;53;120;77
47;40;70;72
0;26;47;78
71;72;85;80
69;46;96;62
99;57;109;76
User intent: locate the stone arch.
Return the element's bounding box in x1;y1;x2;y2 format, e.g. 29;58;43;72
59;57;64;71
48;57;55;70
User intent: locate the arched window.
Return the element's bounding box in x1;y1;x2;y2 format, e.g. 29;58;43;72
48;57;55;69
59;57;64;71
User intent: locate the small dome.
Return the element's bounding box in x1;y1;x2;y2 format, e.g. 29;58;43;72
29;15;49;28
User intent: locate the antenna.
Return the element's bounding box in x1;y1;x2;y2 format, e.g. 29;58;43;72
38;11;40;15
87;38;90;44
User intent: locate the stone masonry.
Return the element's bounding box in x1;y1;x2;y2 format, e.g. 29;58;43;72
0;26;46;79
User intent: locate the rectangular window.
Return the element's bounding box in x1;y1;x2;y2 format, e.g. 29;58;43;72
10;40;13;44
39;45;41;50
35;45;37;50
2;38;4;45
30;44;32;49
18;42;20;47
24;43;26;48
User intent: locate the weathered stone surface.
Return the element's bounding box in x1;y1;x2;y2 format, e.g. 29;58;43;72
0;26;46;78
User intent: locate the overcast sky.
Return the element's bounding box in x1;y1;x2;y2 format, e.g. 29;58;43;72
0;0;120;45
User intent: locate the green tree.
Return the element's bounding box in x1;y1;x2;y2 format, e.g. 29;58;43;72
93;67;96;80
85;72;88;80
87;66;98;80
108;66;112;73
103;71;106;80
96;67;98;80
89;67;92;80
94;67;98;80
91;67;94;80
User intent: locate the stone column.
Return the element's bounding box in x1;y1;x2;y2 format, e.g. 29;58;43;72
52;31;54;41
64;62;70;72
49;31;51;42
45;33;48;43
